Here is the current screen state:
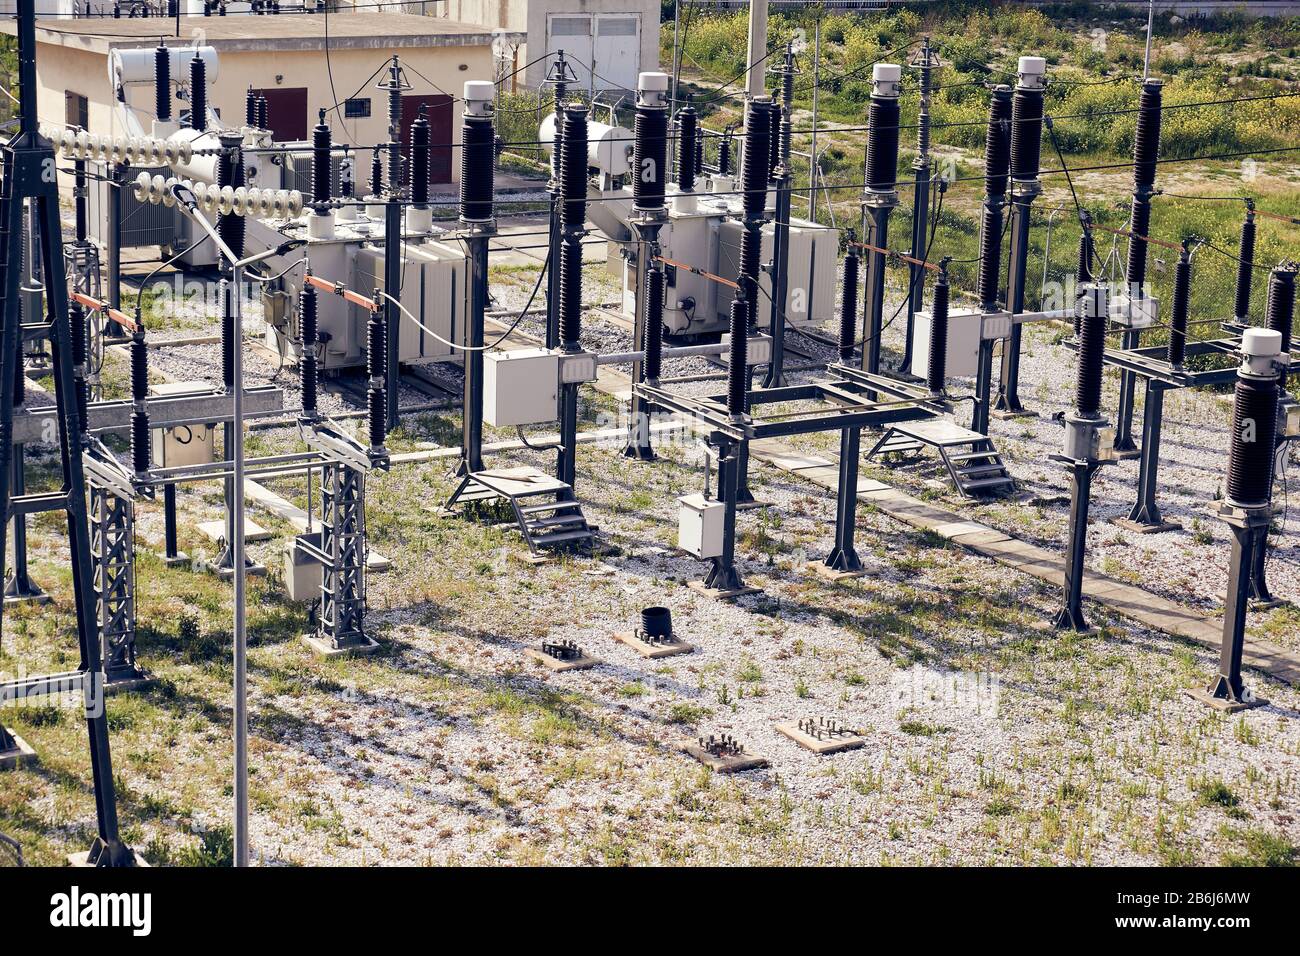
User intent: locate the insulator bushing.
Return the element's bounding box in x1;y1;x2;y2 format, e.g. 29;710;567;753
1235;210;1256;322
984;86;1013;200
257;96;269;132
299;281;318;416
766;100;781;179
927;270;950;394
643;265;665;383
1167;247;1192;367
367;311;385;380
130;334;148;402
459;112;495;223
866;95;901;191
1132;80;1163;195
1075;226;1095;337
1126;199;1152;289
839;244;859;363
976;201;1004;311
155;45;171;122
245;86;257;127
131;411;150;474
70;302;89;427
216;141;245;261
368;386;385;451
726;281;750;418
1228;373;1278;507
189;54;207;132
410;110;430;207
1266;266;1296;371
312;109;332;211
694;122;704;179
718;133;732;176
676;105;697;193
1009;86;1044;182
740;99;772;216
559;235;583;351
632;102;668;210
370;151;383;197
1075;288;1107;418
558;104;589;228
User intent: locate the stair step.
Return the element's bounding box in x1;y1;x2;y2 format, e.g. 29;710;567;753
946;450;1000;463
958;476;1016;492
530;528;594;548
955;463;1009;478
518;501;581;516
526;515;588;531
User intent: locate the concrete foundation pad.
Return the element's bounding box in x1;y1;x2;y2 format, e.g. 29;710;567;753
1111;448;1142;461
681;741;769;773
1184;687;1268;713
687;580;763;601
104;671;157;696
814;563;869;582
197;518;272;543
0;731;37;770
1250;598;1288;612
525;647;601;671
613;631;694;658
775;721;865;755
3;591;51;607
1031;619;1099;637
212;561;267;580
734;499;768;512
161;551;190;567
1112;517;1183;535
990;408;1039;421
366;553;392;572
300;633;381;658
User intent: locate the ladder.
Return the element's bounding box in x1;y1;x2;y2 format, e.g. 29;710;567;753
868;419;1016;498
446;466;595;555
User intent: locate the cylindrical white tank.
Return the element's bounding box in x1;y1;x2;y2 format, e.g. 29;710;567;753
539;114;633;178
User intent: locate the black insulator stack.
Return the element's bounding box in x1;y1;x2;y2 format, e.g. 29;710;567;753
694;123;704;179
189;54;207;131
245;86;257;127
632;100;668;210
726;282;750;418
1227;375;1277;507
1125;80;1163;288
740;100;771;216
676;105;697;193
643;266;665;383
718;133;732;176
155;45;171;122
1266;266;1296;379
410;110;430;206
1167;248;1192;367
1235;210;1256;322
927;270;950;394
984;87;1013;198
70;302;89;429
370;151;383;197
130;336;150;472
839;243;859;363
1075;291;1106;418
1075;225;1095;337
459;111;495;223
558;104;589;228
216;144;245;262
367;305;386;450
1009;84;1044;182
550;83;567;182
299;280;318;416
221;291;236;389
257;96;268;132
312;109;332;211
559;237;583;351
766;100;781;179
866;96;900;192
131;411;150;474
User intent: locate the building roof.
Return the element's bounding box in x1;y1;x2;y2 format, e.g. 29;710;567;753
1;13;523;54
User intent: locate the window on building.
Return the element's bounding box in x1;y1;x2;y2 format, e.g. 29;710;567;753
345;98;371;119
551;15;592;37
65;91;89;131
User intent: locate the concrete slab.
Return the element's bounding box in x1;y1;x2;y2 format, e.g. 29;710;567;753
301;634;381;658
775;721;865;754
681;741;768;773
197;518;271;543
613;631;694;658
1184;687;1268;713
0;731;37;770
525;647;601;671
687;580;763;601
1112;517;1183;535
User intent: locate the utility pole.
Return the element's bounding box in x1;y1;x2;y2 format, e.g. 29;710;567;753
746;0;768;98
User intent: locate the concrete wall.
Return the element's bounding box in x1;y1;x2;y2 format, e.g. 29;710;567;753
37;39;495;187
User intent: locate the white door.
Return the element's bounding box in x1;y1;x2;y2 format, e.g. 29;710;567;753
547;14;594;90
593;15;640;92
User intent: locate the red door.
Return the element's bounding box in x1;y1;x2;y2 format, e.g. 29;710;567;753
401;94;454;187
252;87;308;142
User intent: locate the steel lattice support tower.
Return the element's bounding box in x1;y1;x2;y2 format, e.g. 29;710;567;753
318;464;368;649
88;483;145;685
0;0;137;865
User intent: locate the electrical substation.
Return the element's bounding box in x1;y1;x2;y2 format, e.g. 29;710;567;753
0;0;1298;869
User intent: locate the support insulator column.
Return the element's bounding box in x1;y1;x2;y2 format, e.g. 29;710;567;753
154;44;171;123
860;63;902;376
764;42;797;389
993;56;1046;418
299;275;319;418
838;233;860;365
189;52;207;131
972;85;1013;434
925;261;951;396
901;36;939;375
1234;202;1257;324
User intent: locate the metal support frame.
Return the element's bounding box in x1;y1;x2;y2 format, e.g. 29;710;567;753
861;201;894;376
1051;457;1102;632
623;215;661;460
459;227;492;477
822;425;863;574
1198;507;1271;709
1123;379;1179;531
0;0;136;865
317;463;369;649
900;37;938;377
701;437;746;593
993;183;1040;417
89;482;146;685
4;442;46;604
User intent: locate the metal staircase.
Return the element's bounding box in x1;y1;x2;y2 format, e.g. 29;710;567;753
446;466;595;556
868;419;1016;498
